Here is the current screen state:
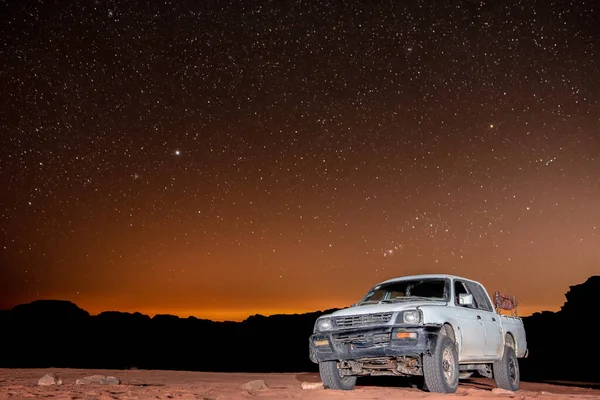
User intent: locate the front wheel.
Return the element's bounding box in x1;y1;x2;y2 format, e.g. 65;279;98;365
318;361;357;390
493;345;520;391
422;334;459;393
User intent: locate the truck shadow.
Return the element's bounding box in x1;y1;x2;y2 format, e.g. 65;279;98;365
294;372;420;388
459;378;600;392
295;373;600;393
356;376;418;388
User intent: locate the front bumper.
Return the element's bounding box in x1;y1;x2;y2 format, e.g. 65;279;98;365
309;325;440;363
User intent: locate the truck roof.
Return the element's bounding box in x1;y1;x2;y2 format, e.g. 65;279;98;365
378;274;484;286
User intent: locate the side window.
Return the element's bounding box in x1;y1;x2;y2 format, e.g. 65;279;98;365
465;282;493;312
454;281;477;308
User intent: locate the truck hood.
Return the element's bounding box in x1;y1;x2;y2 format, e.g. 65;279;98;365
327;300;448;317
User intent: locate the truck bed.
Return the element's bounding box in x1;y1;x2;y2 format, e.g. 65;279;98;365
499;314;528;357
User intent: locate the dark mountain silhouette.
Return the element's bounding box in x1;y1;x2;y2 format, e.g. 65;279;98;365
560;275;599;315
1;275;598;383
10;300;91;321
519;275;600;383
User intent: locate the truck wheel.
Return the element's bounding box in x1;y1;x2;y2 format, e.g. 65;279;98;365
319;361;357;390
422;334;459;393
493;345;520;391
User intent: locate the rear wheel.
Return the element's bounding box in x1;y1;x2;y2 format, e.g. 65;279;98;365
493;345;520;391
319;361;357;390
422;334;459;393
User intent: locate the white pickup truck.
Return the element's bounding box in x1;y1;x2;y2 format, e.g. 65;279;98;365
309;274;528;393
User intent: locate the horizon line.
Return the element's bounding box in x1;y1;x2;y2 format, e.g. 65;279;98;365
3;299;562;322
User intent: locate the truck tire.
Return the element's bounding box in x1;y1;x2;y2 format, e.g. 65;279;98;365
422;334;459;393
319;361;357;390
493;345;520;391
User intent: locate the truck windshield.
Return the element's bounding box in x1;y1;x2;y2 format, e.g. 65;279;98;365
359;278;449;304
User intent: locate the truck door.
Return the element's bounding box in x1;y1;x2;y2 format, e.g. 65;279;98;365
465;281;503;357
454;280;486;359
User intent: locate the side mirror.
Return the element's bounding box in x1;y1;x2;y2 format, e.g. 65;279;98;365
458;293;474;306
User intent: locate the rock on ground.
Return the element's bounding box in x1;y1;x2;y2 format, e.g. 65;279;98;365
491;387;517;396
37;373;63;386
75;375;120;385
301;381;324;390
240;379;268;391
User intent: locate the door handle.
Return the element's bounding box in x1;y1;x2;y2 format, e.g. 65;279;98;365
477;315;481;320
492;317;496;322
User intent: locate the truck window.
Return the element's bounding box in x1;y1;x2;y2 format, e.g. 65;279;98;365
465;281;494;312
454;281;476;308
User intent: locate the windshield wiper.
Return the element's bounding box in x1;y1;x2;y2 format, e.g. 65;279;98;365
358;299;400;305
396;296;442;301
379;298;412;303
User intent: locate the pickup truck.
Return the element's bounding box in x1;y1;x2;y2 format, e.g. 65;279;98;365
309;274;528;393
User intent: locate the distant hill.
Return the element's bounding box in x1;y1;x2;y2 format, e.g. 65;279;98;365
0;298;337;372
1;275;598;383
519;275;600;383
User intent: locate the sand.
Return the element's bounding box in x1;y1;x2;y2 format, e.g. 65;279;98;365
1;369;598;400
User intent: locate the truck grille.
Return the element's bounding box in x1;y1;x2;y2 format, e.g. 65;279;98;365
334;332;391;344
333;312;393;328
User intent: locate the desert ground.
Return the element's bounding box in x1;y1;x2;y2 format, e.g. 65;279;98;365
1;369;599;400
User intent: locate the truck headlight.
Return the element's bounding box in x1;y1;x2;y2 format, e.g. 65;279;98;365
396;310;422;324
315;317;333;332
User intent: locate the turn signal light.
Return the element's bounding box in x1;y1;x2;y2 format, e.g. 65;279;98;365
396;332;417;339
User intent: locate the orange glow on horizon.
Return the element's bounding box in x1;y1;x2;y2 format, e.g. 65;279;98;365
76;301;562;322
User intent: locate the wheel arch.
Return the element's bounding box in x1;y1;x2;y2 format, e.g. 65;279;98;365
504;332;516;353
440;322;457;343
438;322;459;356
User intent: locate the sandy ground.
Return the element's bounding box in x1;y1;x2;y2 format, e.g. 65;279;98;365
1;369;599;400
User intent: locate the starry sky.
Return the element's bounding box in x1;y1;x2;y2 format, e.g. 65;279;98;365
1;0;598;321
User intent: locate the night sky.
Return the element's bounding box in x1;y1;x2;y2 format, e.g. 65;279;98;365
1;0;598;321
